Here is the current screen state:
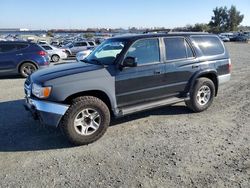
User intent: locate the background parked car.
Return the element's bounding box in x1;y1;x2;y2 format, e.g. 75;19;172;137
62;41;96;56
219;32;234;41
37;40;48;45
230;35;248;42
41;44;68;62
76;49;92;62
218;35;230;42
50;41;61;47
0;41;50;77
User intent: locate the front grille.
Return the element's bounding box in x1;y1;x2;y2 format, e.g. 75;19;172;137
25;77;31;86
24;77;32;97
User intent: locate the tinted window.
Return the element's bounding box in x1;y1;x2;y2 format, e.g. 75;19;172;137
88;42;94;46
126;38;160;65
75;42;87;47
74;42;81;47
191;36;224;56
0;44;17;53
164;37;194;60
81;42;87;46
16;44;29;50
42;46;52;50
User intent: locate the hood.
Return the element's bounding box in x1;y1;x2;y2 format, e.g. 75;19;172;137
31;62;103;84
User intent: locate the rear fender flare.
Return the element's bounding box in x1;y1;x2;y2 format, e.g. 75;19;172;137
186;69;218;96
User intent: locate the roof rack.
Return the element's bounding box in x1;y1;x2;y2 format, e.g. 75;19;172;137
168;31;209;34
143;29;172;34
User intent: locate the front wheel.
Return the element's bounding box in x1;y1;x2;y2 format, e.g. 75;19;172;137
185;78;215;112
60;96;110;145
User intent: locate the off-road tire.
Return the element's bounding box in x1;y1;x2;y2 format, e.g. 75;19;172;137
60;96;110;145
185;77;215;112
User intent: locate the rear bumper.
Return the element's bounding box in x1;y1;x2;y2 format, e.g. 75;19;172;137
24;98;69;127
38;64;51;69
218;74;231;85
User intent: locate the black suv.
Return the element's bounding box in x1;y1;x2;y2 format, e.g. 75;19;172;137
24;33;231;145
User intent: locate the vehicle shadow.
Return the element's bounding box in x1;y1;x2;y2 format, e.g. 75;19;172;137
0;99;72;152
0;75;24;80
0;99;191;152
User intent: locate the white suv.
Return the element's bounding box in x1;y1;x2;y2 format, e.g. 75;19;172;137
62;41;96;56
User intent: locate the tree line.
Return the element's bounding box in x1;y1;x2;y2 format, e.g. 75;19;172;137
47;5;245;36
187;5;244;33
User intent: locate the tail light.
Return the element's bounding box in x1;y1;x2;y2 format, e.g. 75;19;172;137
38;51;47;56
228;59;232;73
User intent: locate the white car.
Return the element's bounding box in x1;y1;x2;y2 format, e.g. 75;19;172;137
76;49;92;62
41;44;68;62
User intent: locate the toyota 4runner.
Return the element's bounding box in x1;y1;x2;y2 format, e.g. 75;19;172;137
24;33;231;145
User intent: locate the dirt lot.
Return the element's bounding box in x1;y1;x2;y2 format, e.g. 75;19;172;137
0;43;249;188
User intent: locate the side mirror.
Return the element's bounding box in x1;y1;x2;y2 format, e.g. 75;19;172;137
123;56;137;67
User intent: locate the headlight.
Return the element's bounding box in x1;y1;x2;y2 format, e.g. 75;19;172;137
32;83;52;99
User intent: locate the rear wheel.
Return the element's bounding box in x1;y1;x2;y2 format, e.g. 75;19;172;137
20;62;37;78
60;96;110;145
51;54;60;62
185;77;215;112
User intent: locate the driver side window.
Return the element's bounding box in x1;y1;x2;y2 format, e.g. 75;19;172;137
125;38;160;65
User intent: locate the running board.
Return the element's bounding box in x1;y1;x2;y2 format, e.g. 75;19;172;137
119;97;189;116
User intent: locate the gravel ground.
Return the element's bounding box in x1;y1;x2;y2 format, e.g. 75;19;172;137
0;43;249;187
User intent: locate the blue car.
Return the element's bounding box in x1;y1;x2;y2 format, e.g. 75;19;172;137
0;41;50;77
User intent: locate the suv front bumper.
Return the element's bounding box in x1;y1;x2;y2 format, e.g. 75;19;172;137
24;97;69;127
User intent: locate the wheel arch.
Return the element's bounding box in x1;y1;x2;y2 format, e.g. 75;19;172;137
188;70;219;96
17;60;38;73
64;90;113;116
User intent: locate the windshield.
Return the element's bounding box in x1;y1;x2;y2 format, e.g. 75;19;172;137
85;40;126;65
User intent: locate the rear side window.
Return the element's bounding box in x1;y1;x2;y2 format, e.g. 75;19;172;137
74;42;81;47
164;37;194;61
191;36;224;56
42;45;52;50
16;44;29;50
88;42;95;46
76;42;87;46
0;44;17;53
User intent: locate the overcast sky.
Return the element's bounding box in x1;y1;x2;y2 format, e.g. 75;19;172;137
0;0;249;29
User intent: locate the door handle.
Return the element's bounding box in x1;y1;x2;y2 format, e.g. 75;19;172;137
154;71;162;74
16;53;23;56
192;65;199;69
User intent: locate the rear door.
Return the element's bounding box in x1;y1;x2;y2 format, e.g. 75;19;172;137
162;37;198;96
79;42;88;51
115;38;167;107
71;42;80;54
0;43;18;73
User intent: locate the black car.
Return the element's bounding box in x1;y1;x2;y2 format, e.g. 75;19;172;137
230;35;248;42
24;33;231;145
0;41;50;77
